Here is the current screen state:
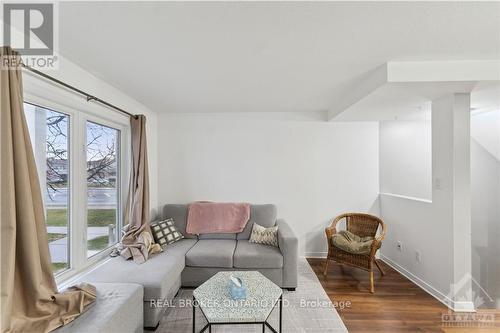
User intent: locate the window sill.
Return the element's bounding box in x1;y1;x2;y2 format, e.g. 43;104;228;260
55;247;116;290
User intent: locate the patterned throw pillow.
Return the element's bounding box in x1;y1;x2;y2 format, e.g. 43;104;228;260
150;218;184;246
249;223;279;247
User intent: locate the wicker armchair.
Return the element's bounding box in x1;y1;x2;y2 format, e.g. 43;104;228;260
323;213;387;293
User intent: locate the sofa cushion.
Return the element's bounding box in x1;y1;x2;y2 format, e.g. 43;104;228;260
55;282;143;333
186;239;236;268
233;240;283;269
79;238;197;301
237;204;277;240
162;204;197;239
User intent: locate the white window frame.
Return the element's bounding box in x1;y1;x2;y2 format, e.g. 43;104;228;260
23;75;130;285
83;115;124;261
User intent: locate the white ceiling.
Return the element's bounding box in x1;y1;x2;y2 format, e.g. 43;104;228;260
59;1;500;114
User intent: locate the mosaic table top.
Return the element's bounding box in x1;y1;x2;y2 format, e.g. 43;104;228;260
193;271;282;323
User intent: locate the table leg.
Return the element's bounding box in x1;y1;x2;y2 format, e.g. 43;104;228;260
279;295;283;332
192;296;195;333
209;324;211;333
262;322;265;333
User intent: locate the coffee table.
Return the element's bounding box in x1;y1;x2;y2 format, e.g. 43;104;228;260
192;271;283;333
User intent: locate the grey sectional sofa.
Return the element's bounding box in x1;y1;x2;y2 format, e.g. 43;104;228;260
77;204;298;330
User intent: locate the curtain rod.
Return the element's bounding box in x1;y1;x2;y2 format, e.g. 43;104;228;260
21;64;137;119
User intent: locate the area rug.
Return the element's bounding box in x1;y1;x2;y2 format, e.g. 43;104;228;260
157;258;348;332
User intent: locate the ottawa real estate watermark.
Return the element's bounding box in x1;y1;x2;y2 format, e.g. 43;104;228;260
441;274;497;328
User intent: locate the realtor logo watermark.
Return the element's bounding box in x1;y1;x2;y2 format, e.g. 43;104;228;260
1;1;58;68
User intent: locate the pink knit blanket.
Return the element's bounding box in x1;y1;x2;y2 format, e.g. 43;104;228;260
186;202;251;234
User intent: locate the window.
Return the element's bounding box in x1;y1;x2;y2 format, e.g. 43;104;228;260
24;103;70;274
24;101;126;278
86;121;120;257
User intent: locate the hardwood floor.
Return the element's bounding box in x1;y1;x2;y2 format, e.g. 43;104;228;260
307;258;500;333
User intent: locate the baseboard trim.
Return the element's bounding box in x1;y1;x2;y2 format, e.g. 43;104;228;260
303;252;327;258
452;301;476;312
380;254;475;313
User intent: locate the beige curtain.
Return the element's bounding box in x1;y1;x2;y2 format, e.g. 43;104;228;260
120;115;160;264
0;46;96;333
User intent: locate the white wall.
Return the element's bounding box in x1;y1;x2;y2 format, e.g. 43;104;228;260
379;119;455;303
379;195;454;296
379;94;474;311
379;121;432;200
156;112;379;256
471;111;500;160
22;56;159;217
471;110;500;308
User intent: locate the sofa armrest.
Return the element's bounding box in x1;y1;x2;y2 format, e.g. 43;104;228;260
276;218;298;289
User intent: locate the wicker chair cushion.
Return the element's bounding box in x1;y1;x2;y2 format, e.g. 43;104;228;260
331;230;374;255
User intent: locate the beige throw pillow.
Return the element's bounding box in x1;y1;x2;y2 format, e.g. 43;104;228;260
249;223;279;247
